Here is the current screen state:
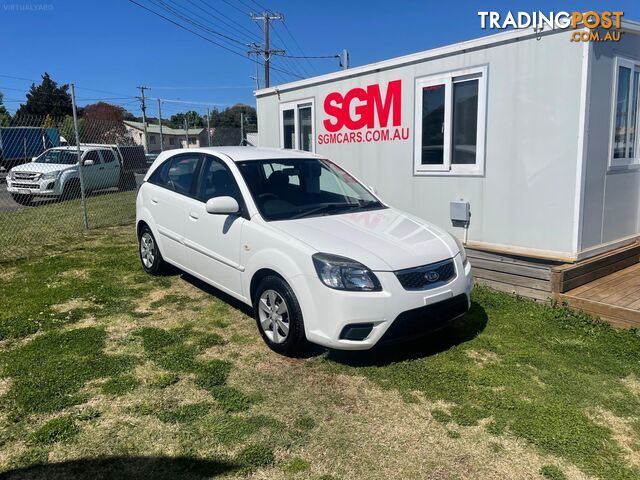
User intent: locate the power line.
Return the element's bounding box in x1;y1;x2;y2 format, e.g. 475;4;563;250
193;0;262;43
145;85;255;90
281;19;320;75
148;0;248;47
127;0;303;80
276;53;339;59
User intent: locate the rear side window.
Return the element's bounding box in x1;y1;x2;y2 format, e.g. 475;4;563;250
148;160;171;187
168;155;199;195
148;154;200;196
101;150;117;163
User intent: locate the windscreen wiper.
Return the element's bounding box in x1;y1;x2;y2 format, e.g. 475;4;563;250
289;202;358;220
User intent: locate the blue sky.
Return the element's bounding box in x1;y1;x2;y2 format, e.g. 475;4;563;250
0;0;638;118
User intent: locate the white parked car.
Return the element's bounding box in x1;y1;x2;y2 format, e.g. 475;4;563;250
6;145;143;205
136;147;473;355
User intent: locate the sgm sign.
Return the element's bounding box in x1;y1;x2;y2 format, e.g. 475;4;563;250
318;79;410;145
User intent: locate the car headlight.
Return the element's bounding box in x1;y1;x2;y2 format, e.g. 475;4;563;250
7;170;15;180
452;235;468;264
42;170;61;180
312;253;381;291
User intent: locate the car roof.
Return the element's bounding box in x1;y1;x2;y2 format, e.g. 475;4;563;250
174;146;323;162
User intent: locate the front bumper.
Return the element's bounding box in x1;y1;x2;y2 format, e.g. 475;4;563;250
292;255;473;350
6;178;61;196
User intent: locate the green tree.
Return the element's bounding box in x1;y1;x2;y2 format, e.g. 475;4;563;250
15;72;73;118
169;110;203;129
0;92;11;126
208;104;256;128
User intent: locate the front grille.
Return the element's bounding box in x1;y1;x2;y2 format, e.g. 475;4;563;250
14;172;40;181
380;294;469;343
12;182;39;189
394;258;456;290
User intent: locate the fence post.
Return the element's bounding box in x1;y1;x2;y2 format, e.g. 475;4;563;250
70;83;89;230
158;99;164;152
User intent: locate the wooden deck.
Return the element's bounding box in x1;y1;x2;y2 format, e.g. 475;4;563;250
559;262;640;328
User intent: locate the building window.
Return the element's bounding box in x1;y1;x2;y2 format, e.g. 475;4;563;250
150;135;156;144
169;137;175;146
610;57;640;168
279;99;315;152
414;66;487;175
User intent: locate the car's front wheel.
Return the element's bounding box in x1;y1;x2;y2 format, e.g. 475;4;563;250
139;226;165;275
254;276;308;356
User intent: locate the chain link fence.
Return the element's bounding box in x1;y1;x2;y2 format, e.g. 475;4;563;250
0;107;246;262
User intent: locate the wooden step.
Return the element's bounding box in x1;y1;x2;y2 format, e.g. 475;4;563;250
558;293;640;329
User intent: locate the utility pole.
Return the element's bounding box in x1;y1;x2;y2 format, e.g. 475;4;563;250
184;118;189;148
240;112;244;146
137;86;149;153
248;43;261;90
340;49;349;70
206;108;211;147
250;12;284;88
157;99;164;152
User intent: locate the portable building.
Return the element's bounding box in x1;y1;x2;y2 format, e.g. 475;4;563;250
255;22;640;301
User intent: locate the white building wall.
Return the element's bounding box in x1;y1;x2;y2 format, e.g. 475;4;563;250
580;32;640;252
257;29;585;259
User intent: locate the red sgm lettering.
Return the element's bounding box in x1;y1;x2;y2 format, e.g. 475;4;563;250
323;80;402;132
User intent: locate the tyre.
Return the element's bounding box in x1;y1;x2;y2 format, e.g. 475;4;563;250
10;193;32;206
62;179;81;200
253;275;309;356
138;225;165;275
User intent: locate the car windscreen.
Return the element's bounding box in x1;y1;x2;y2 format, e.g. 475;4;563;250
236;158;385;221
34;150;78;165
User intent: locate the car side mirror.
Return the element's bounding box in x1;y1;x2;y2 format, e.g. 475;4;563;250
83;159;94;166
206;196;240;215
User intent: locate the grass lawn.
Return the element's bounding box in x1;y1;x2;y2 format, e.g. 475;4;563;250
0;190;136;261
0;225;639;479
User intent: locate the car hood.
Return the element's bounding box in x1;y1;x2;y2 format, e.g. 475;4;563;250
11;163;75;174
274;207;458;271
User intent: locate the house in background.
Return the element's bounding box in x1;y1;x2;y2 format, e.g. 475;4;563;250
123;121;209;153
255;20;640;325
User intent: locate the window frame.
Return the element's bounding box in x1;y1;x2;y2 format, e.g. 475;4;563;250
413;65;487;176
609;56;640;170
279;98;315;152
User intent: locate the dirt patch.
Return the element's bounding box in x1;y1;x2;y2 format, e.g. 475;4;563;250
622;375;640;398
465;349;500;366
588;408;640;468
51;298;95;314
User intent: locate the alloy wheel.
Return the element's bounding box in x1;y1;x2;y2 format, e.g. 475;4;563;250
258;289;290;344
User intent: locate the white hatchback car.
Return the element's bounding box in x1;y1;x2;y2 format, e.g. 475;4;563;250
136;147;473;355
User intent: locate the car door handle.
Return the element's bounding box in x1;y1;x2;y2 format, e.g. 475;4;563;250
151;197;158;204
189;212;199;220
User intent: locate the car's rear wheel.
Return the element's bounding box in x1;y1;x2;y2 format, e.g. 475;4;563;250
254;276;308;356
10;194;32;206
139;226;165;275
